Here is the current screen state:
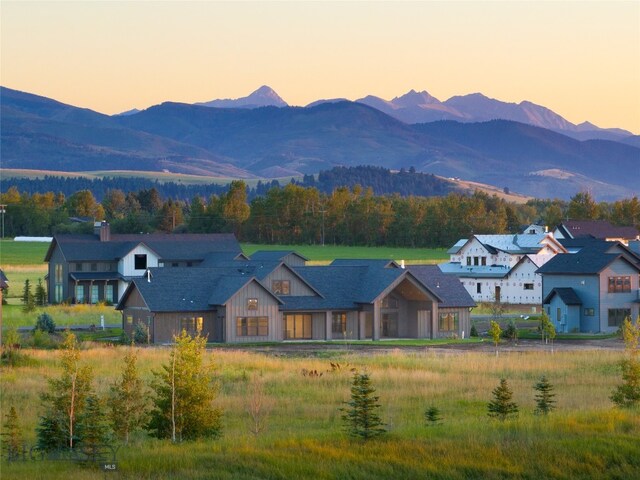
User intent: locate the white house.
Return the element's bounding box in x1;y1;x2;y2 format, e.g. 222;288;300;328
440;232;567;307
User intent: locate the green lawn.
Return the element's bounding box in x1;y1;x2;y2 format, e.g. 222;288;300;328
0;240;49;266
2;303;121;329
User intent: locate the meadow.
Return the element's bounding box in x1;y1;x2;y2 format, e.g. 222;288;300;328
1;345;638;479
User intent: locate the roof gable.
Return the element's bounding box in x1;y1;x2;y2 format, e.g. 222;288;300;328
543;288;582;306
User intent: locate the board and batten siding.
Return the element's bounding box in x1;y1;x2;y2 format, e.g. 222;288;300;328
262;266;317;296
224;281;282;343
47;246;67;304
119;244;159;277
121;287;150;339
152;311;216;344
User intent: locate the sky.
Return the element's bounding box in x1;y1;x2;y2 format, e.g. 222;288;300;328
2;1;639;134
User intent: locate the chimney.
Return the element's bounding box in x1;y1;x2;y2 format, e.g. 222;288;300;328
97;221;111;242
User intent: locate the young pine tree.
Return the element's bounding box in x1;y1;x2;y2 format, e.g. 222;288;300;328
37;331;94;450
147;330;222;442
21;279;35;313
533;375;556;415
424;406;442;426
2;406;23;461
76;394;112;461
487;378;519;421
109;346;148;444
35;278;47;307
611;316;640;408
340;371;386;440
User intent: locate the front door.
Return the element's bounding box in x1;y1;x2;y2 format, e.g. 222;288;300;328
381;312;398;337
495;286;501;303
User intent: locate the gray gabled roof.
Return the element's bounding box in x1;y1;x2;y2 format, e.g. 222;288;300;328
116;267;281;312
0;269;8;289
330;259;399;268
543;288;582;306
45;233;241;262
250;250;309;262
536;250;640;275
406;265;476;308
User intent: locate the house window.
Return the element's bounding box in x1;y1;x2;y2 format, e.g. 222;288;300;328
187;262;193;267
381;296;398;309
608;276;631;293
481;257;487;266
126;315;133;325
105;285;114;303
55;264;63;282
247;298;258;310
90;285;99;304
76;263;83;271
476;283;482;294
272;280;290;295
584;308;595;316
439;312;459;332
134;254;147;270
332;312;347;335
91;263;98;272
284;314;312;339
196;317;203;332
181;317;196;334
466;257;472;266
55;285;63;303
55;264;63;302
474;256;480;266
75;285;84;303
172;262;179;267
237;317;268;337
524;283;534;290
608;309;631;327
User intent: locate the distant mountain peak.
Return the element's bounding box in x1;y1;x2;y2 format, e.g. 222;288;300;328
393;89;441;107
196;85;288;109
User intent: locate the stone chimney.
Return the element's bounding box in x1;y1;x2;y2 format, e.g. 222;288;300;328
95;221;111;242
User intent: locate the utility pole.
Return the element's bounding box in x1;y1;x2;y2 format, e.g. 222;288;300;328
0;204;6;239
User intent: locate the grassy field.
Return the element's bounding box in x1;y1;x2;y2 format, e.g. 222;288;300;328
1;345;638;479
2;304;121;329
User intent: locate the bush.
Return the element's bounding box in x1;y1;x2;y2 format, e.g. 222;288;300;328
34;312;56;334
470;323;479;337
31;330;57;349
133;322;149;345
502;320;518;342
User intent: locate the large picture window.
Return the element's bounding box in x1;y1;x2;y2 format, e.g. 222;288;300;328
608;309;631;327
439;312;459;332
608;276;631;293
284;314;312;339
90;285;99;304
237;317;268;337
75;285;84;303
105;285;114;303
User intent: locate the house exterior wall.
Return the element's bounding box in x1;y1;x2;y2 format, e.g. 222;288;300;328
262;266;316;296
151;311;216;344
436;307;471;339
47;246;68;304
282;254;306;267
224;282;281;343
119;244;160;277
546;295;581;333
542;275;600;332
598;261;640;333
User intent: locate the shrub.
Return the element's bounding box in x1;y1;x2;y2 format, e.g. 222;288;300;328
470;323;479;338
487;378;519;421
534;375;556;415
502;319;518;342
34;312;56;334
133;322;150;345
424;406;442;426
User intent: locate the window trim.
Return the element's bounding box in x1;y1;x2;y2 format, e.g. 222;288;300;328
438;312;459;332
332;312;347;335
134;254;147;270
247;298;258;310
272;280;291;295
608;276;631;293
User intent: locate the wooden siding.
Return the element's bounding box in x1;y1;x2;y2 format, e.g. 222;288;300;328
262;266;317;297
599;261;640;333
119;244;159;277
47;246;68;304
281;253;306;267
224;281;281;343
152;311;216;344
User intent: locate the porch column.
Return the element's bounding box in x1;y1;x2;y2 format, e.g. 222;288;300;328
89;280;94;305
373;301;381;341
74;280;78;304
325;310;332;340
431;306;438;340
358;311;366;340
104;280;108;303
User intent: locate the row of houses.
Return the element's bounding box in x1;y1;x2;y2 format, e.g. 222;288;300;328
42;220;639;343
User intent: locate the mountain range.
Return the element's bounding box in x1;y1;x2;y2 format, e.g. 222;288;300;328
1;85;638;200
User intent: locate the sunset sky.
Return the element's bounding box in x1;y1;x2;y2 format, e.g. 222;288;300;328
2;1;639;133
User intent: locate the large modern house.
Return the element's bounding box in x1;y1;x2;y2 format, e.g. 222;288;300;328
538;239;640;333
116;256;475;344
44;222;242;305
440;232;567;307
553;220;640;245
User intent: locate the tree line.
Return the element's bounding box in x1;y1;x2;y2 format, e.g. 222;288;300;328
1;181;638;247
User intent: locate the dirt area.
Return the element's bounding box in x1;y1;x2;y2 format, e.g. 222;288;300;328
219;337;625;358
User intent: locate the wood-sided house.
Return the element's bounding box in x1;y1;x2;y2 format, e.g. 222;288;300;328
44;221;242;305
116;257;475;344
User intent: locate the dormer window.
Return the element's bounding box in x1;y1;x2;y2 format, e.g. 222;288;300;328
134;254;147;270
